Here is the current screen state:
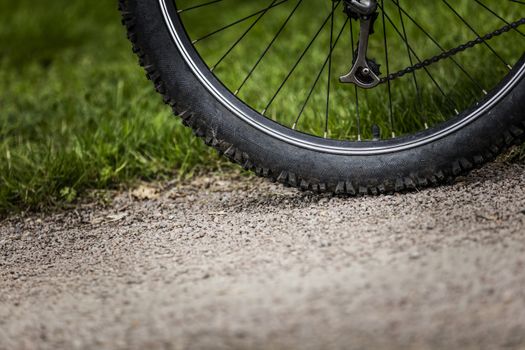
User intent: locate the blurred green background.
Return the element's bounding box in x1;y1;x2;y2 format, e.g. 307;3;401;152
0;0;225;216
0;0;523;216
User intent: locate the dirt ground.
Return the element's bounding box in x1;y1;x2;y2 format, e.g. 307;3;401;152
1;161;525;350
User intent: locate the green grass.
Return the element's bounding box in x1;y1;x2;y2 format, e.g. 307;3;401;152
0;0;523;216
0;0;224;216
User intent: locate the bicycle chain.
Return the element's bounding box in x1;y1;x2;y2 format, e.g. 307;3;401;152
379;18;525;84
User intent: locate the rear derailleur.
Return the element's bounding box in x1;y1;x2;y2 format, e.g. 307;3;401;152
339;0;381;89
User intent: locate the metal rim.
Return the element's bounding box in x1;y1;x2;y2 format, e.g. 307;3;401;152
160;0;525;155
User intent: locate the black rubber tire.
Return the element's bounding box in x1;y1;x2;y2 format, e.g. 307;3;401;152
119;0;525;194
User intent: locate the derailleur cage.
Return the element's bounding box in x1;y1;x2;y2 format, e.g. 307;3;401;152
339;0;381;89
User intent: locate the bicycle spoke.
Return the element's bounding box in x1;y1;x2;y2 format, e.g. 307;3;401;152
474;0;524;37
293;19;349;130
324;0;336;139
235;0;302;95
442;0;512;69
349;17;361;141
191;0;289;44
381;0;395;138
211;0;280;71
392;0;488;94
378;3;460;115
262;1;341;115
394;0;426;128
177;0;223;13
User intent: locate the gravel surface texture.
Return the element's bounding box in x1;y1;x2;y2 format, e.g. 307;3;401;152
1;161;525;350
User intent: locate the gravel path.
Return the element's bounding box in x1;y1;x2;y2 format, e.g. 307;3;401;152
1;161;525;350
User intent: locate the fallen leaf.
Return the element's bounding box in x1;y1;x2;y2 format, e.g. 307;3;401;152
131;185;159;200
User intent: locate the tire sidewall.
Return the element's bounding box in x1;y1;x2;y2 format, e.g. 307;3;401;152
128;0;525;191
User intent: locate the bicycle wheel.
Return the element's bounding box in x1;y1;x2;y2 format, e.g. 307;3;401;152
120;0;525;194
